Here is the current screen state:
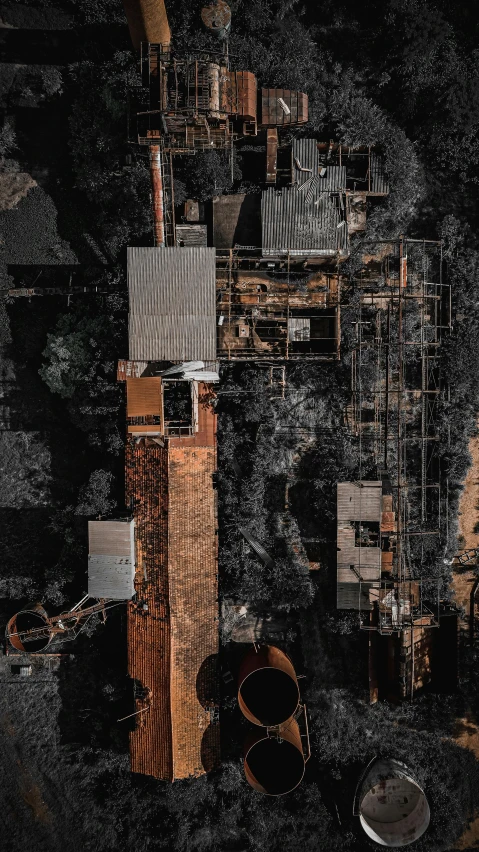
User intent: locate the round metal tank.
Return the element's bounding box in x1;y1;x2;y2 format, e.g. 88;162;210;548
7;605;53;653
244;719;305;795
238;645;299;727
358;759;430;847
201;1;232;39
123;0;171;51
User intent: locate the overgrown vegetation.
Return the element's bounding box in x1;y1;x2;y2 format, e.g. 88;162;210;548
2;0;479;850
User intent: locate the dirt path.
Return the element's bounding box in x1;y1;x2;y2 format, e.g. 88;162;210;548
450;426;479;849
452;427;479;625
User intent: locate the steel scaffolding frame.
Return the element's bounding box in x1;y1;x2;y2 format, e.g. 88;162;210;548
347;239;450;633
215;249;342;360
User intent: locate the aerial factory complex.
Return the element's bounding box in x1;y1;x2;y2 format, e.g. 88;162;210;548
3;0;471;848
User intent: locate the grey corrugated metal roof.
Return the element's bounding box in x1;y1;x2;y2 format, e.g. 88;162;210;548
337;481;382;522
370;153;389;195
88;520;135;600
262;187;349;257
128;247;216;361
292;141;347;193
336;482;382;610
292;139;319;180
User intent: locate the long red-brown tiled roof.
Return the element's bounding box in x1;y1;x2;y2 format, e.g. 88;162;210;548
126;384;220;780
168;446;220;778
126;439;173;780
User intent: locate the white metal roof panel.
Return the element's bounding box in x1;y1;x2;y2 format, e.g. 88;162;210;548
88;520;135;600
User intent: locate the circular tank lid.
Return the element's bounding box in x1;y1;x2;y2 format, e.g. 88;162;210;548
360;776;430;847
245;735;305;796
201;1;232;32
239;666;299;727
7;609;52;653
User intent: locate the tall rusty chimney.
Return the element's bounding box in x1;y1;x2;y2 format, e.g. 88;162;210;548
149;144;165;247
123;0;171;51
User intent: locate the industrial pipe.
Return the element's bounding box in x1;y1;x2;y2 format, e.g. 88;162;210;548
238;645;300;727
149;144;165;247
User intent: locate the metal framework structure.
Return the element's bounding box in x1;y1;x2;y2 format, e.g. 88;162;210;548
348;238;451;633
5;596;119;652
215;249;341;360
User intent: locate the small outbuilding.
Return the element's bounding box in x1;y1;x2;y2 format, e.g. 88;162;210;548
88;519;136;600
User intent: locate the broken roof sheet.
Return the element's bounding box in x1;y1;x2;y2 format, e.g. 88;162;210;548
262;186;349;257
128;247;216;362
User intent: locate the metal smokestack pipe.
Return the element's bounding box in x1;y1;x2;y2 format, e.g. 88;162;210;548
123;0;171;51
149;144;165;247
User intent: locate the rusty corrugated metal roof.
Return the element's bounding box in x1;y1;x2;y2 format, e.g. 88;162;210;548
128;247;217;362
260;89;308;126
126;377;163;418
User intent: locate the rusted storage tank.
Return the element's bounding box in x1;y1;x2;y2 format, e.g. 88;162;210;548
357;759;430;847
244;719;305;795
201;1;232;39
123;0;171;51
7;604;53;653
238;645;299;727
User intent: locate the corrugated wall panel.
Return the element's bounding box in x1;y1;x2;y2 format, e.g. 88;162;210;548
370;153;389;195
